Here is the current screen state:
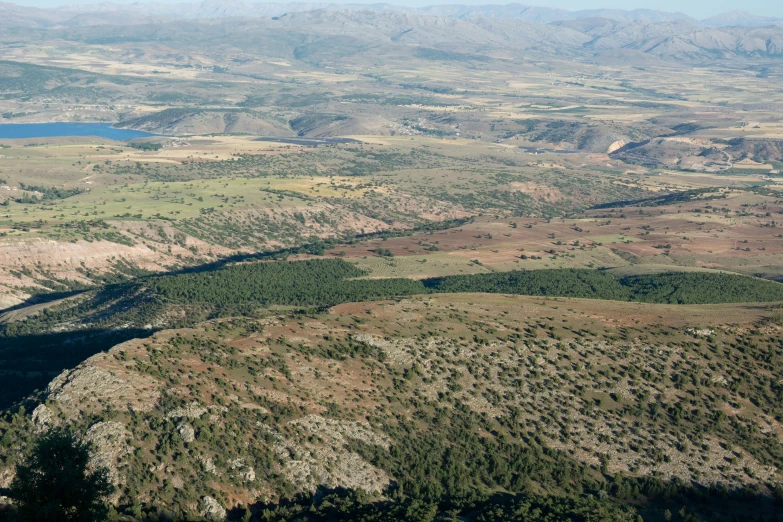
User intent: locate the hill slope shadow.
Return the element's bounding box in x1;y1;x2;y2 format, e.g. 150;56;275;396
0;328;154;410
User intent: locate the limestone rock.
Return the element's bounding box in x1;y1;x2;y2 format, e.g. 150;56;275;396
199;496;226;521
31;404;55;431
85;421;132;485
0;467;15;489
45;360;160;413
230;457;256;482
177;422;195;443
167;402;207;420
199;455;217;474
259;415;391;494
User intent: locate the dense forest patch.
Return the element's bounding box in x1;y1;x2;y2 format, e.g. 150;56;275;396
5;261;783;340
425;270;783;305
142;261;783;308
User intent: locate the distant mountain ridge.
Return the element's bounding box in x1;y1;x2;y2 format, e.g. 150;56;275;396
2;1;783;64
31;1;783;28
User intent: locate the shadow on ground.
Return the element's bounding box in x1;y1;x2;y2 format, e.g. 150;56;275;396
0;328;154;410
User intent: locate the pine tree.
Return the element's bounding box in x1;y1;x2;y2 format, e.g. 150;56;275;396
10;429;114;522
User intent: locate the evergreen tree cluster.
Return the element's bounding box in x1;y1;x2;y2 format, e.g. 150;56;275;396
148;261;783;308
146;259;424;307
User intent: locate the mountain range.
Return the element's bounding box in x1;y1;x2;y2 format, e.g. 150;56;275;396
1;1;782;64
2;1;782;29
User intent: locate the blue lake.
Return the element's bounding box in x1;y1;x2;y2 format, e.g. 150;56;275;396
0;123;155;141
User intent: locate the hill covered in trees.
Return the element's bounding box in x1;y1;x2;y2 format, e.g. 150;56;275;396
5;260;783;342
2;260;782;411
1;294;782;521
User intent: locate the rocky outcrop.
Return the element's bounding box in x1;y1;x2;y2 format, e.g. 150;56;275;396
199;496;226;521
167;402;208;420
31;404;55;431
85;421;132;485
259;414;391;494
177;422;195;443
230;458;256;483
46;356;161;413
198;455;217;474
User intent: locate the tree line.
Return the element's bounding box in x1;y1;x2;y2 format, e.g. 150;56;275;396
149;261;783;308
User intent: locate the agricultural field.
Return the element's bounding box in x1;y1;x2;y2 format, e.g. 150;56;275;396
2;2;783;521
3;133;783;305
330;185;783;282
0;136;653;304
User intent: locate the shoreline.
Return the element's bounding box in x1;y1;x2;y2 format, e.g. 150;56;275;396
0;121;158;140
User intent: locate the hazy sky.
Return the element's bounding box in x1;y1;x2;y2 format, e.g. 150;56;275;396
12;0;783;19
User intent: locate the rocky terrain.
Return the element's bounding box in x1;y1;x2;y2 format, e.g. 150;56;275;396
1;295;782;519
1;2;783;520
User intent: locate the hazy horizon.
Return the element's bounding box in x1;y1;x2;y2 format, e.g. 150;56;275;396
7;0;783;21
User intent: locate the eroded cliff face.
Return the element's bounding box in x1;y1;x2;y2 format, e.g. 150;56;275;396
0;190;468;308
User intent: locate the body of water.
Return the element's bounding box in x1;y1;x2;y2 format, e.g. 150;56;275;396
0;122;154;140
